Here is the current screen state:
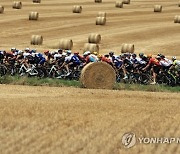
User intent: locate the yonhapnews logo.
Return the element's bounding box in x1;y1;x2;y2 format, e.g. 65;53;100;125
122;132;180;149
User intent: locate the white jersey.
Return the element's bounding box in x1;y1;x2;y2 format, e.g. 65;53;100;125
54;53;62;60
65;54;73;62
136;57;146;65
160;58;172;67
23;52;31;58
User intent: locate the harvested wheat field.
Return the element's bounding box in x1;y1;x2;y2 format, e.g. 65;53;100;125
0;0;180;153
0;0;179;58
0;84;180;154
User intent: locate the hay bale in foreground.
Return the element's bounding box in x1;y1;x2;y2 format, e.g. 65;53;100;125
0;6;4;13
121;43;134;53
31;35;43;45
33;0;41;3
80;62;116;89
12;1;22;9
123;0;130;4
97;12;106;18
154;5;162;12
95;0;102;3
29;12;39;20
96;17;106;25
115;1;123;8
84;43;99;53
58;39;73;50
73;5;82;13
174;15;180;23
88;33;101;44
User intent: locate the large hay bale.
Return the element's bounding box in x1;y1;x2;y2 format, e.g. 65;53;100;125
0;6;4;14
12;1;22;9
97;12;106;18
58;39;73;50
95;0;102;3
31;35;43;45
29;12;39;20
73;5;82;13
121;43;134;53
33;0;41;3
123;0;130;4
80;62;116;89
174;15;180;23
88;33;101;44
154;5;162;12
96;17;106;25
84;43;99;53
115;1;123;8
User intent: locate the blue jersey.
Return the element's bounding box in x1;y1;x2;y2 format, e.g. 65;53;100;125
71;55;80;64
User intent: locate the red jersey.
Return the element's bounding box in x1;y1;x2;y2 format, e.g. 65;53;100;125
148;58;160;66
101;56;111;64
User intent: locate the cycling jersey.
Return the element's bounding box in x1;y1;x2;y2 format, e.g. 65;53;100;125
148;58;160;66
71;55;80;65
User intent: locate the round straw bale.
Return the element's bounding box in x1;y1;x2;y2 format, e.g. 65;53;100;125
123;0;130;4
84;43;99;53
12;1;22;9
88;33;101;44
58;39;73;50
95;0;102;3
115;1;123;8
31;35;43;45
174;15;180;23
96;17;106;25
33;0;41;3
97;12;106;18
154;5;162;12
0;6;4;14
121;43;134;53
29;12;39;20
80;62;116;89
73;5;82;13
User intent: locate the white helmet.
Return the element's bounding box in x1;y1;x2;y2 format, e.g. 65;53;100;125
11;47;16;51
25;48;30;51
67;50;72;54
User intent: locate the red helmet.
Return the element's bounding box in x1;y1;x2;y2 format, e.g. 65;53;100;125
44;50;49;54
74;52;79;55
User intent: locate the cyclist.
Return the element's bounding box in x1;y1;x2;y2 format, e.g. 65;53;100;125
143;54;161;84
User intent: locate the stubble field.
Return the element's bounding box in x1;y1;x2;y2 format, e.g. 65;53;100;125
0;0;180;153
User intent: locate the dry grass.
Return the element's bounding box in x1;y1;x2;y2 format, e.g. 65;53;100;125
0;0;179;58
0;84;180;154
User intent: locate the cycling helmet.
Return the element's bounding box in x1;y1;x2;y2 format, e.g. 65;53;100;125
156;56;161;60
11;47;16;51
139;53;144;58
132;53;137;57
172;56;176;61
58;49;63;53
98;54;103;58
44;50;49;54
31;49;36;53
157;53;162;57
74;52;79;55
147;54;152;58
25;48;30;51
67;50;72;54
93;52;98;55
109;51;114;55
160;54;165;59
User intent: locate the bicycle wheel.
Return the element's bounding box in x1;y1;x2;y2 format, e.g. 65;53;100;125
0;65;7;76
